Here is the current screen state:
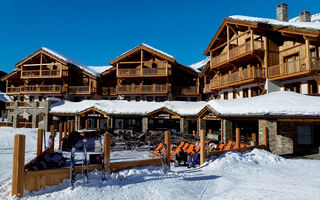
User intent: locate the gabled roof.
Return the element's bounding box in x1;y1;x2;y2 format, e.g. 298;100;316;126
109;43;176;65
189;57;210;73
204;15;320;55
15;47;102;77
1;69;20;81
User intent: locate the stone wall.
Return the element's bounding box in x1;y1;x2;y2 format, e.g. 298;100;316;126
142;117;148;133
180;117;189;134
222;119;232;144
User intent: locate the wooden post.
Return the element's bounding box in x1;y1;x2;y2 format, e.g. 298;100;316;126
71;120;74;133
235;127;240;149
50;125;55;153
104;133;111;173
68;121;71;136
11;134;25;197
59;122;63;150
208;129;212;134
306;38;311;70
263;126;268;147
97;119;100;129
252;132;257;145
164;131;171;167
200;129;206;165
64;121;67;138
85;119;88;130
37;129;43;156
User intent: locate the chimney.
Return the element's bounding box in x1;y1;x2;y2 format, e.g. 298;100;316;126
299;11;311;22
277;3;289;22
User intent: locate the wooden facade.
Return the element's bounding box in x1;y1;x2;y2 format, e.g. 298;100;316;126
202;18;320;99
103;44;200;101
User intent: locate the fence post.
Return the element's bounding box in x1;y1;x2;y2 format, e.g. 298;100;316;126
37;129;43;156
85;120;88;130
263;126;268;148
235;127;240;149
164;131;171;167
64;121;67;138
11;134;25;197
200;129;206;165
252;132;257;146
104;133;111;173
68;121;71;136
59;122;63;150
50;125;55;153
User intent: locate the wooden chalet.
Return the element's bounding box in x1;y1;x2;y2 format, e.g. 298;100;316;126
108;43;200;101
202;4;320;100
2;48;99;103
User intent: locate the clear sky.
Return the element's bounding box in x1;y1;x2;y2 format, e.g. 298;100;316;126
0;0;319;73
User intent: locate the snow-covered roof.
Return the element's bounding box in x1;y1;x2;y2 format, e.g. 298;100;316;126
0;91;10;102
41;47;100;76
87;66;113;75
50;91;320;118
289;13;320;23
188;57;210;73
118;43;174;59
228;14;320;31
207;91;320;117
50;100;207;116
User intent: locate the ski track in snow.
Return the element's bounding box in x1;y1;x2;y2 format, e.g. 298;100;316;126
0;127;319;200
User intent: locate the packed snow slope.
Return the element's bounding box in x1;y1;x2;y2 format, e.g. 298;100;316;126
1;127;320;200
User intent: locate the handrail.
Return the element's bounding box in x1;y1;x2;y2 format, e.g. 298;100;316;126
268;58;311;78
117;84;167;94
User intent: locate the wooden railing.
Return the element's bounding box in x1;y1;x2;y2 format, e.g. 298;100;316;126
117;84;168;94
20;85;62;93
21;70;68;78
7;87;20;94
6;102;15;109
210;67;265;89
68;86;91;94
173;86;199;95
311;57;320;70
117;68;167;77
17;122;32;128
0;121;13;127
102;87;117;96
204;84;211;93
211;40;264;67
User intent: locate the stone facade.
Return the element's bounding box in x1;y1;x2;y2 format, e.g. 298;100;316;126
142;117;148;133
258;119;294;155
222;119;232;144
180;117;188;134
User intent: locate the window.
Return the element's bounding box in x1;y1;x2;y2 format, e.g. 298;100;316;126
223;92;228;100
243;88;249;98
155;96;166;102
284;82;301;93
284;54;300;74
308;80;318;95
39;96;43;101
147;96;153;102
124;96;131;101
251;86;263;97
191;97;198;102
297;126;312;145
175;97;187;101
29;96;34;102
135;96;141;101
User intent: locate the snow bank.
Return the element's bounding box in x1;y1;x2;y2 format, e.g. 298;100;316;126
228;15;320;30
0;91;10;102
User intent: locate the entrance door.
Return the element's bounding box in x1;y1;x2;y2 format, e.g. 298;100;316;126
297;125;312;145
87;118;96;130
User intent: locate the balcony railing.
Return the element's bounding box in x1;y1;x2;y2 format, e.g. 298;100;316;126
20;85;62;93
5;102;14;109
204;84;211;93
21;70;67;78
117;84;168;94
68;86;93;94
173;86;199;95
7;87;20;94
210;67;266;90
102;87;117;96
211;40;264;67
268;58;308;78
117;68;168;77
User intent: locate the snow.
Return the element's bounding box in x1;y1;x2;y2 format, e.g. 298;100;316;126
50;100;207;116
0;90;10;102
119;43;174;59
228;15;320;30
1;126;320;199
290;13;320;23
41;47;100;76
188;57;210;73
87;66;113;75
207;91;320;117
50;91;320;117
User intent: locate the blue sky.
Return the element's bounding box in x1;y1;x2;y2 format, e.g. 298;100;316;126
0;0;319;73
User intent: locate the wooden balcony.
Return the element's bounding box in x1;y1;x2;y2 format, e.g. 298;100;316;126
211;40;264;68
20;85;62;94
102;87;117;96
210;67;266;90
5;102;14;110
204;84;211;94
117;84;168;94
68;86;96;94
117;68;168;77
7;87;20;94
268;58;320;80
21;70;67;79
173;86;199;95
